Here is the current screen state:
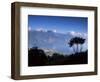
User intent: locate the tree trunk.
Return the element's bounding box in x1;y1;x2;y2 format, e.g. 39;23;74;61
72;45;76;54
77;44;78;53
80;44;83;52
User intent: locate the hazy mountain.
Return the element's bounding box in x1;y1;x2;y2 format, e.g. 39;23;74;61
28;30;87;55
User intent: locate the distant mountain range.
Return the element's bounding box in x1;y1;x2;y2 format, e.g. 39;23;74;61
28;30;87;55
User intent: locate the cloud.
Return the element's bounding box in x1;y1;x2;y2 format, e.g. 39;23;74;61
67;31;87;38
36;28;47;32
35;28;57;33
28;26;32;31
52;29;57;33
48;37;55;43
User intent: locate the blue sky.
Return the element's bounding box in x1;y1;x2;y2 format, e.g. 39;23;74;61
28;15;87;34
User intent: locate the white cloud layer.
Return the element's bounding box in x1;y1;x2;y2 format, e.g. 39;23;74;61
28;27;87;39
28;26;32;31
35;28;57;33
67;31;87;38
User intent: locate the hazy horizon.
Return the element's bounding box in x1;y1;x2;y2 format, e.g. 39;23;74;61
28;15;88;55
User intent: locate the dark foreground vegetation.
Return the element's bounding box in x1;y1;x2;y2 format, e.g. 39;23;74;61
28;47;88;66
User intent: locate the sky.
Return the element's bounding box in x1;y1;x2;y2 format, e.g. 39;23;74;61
28;15;88;34
28;15;88;54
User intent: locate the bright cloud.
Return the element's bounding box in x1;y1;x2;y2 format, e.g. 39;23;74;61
36;28;47;32
35;28;58;33
52;29;57;33
67;31;87;38
28;26;32;31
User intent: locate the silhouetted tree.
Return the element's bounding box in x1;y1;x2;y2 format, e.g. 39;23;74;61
52;53;64;59
68;37;85;53
28;47;48;66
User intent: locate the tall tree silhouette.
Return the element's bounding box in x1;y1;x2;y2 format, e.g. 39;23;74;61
68;37;85;53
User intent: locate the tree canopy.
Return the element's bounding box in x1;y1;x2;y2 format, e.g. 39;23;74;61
68;37;85;53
